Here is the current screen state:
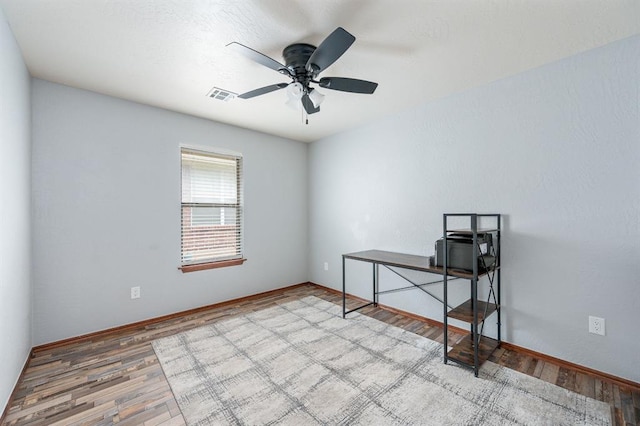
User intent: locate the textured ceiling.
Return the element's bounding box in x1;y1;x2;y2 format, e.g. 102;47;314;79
1;0;638;142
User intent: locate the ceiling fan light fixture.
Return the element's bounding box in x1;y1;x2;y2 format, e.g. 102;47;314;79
285;97;302;111
286;82;304;100
308;88;325;108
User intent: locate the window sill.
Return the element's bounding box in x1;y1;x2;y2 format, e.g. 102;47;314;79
179;258;246;273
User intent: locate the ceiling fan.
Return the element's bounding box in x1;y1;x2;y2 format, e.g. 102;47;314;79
227;27;378;115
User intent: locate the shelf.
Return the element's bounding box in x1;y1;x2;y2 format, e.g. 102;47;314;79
446;228;499;234
427;265;499;280
446;334;499;367
442;213;502;376
447;299;497;323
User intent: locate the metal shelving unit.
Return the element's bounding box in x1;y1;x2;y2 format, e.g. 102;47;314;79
442;213;501;376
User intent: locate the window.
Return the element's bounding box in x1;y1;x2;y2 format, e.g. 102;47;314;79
180;148;244;271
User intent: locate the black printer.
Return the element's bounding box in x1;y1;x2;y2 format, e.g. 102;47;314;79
435;232;495;271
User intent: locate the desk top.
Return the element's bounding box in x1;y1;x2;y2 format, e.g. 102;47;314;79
343;249;481;279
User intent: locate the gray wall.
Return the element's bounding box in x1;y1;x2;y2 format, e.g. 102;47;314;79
309;36;640;382
31;80;308;345
0;7;32;411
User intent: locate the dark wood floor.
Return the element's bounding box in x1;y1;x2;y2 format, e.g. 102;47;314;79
2;284;638;425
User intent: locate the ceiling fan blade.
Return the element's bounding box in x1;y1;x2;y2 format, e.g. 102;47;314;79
227;42;289;75
318;77;378;94
306;27;355;74
238;83;289;99
301;94;320;114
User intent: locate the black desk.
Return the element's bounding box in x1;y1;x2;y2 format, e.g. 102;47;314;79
341;249;476;318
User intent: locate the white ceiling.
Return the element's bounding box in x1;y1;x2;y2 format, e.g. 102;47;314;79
2;1;638;142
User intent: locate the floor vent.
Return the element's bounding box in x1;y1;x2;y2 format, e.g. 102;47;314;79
207;87;236;101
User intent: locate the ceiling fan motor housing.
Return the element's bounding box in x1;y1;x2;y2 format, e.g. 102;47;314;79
283;43;317;87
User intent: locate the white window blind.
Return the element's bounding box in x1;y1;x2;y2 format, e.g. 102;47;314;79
181;148;243;266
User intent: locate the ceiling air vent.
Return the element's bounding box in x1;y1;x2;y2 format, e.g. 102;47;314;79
207;87;236;102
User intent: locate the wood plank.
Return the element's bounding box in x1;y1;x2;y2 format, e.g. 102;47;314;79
4;394;72;422
446;334;499;368
557;367;577;393
40;402;95;425
576;373;596;399
611;407;624;425
633;389;640;408
48;401;116;426
620;389;635;425
532;360;545;378
525;358;539;377
539;362;560;384
447;299;497;323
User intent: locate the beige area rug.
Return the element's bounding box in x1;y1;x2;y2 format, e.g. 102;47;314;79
152;296;611;425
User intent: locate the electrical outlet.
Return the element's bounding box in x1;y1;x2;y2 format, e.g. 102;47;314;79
131;286;140;299
588;316;605;335
324;262;329;271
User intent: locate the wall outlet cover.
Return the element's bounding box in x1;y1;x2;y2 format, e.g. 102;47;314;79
131;286;141;299
588;316;605;336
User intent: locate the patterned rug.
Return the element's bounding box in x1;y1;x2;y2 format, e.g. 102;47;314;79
152;296;611;425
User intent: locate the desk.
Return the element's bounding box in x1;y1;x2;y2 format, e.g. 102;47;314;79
341;249;477;318
342;248;501;377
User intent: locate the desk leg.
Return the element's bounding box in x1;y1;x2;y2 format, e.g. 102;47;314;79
373;263;379;307
342;256;346;318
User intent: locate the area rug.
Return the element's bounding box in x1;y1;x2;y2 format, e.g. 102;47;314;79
152;296;611;425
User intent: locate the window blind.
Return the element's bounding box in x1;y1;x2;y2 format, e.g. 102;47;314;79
181;148;243;266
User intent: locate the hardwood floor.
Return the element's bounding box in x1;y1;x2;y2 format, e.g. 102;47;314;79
2;283;638;425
